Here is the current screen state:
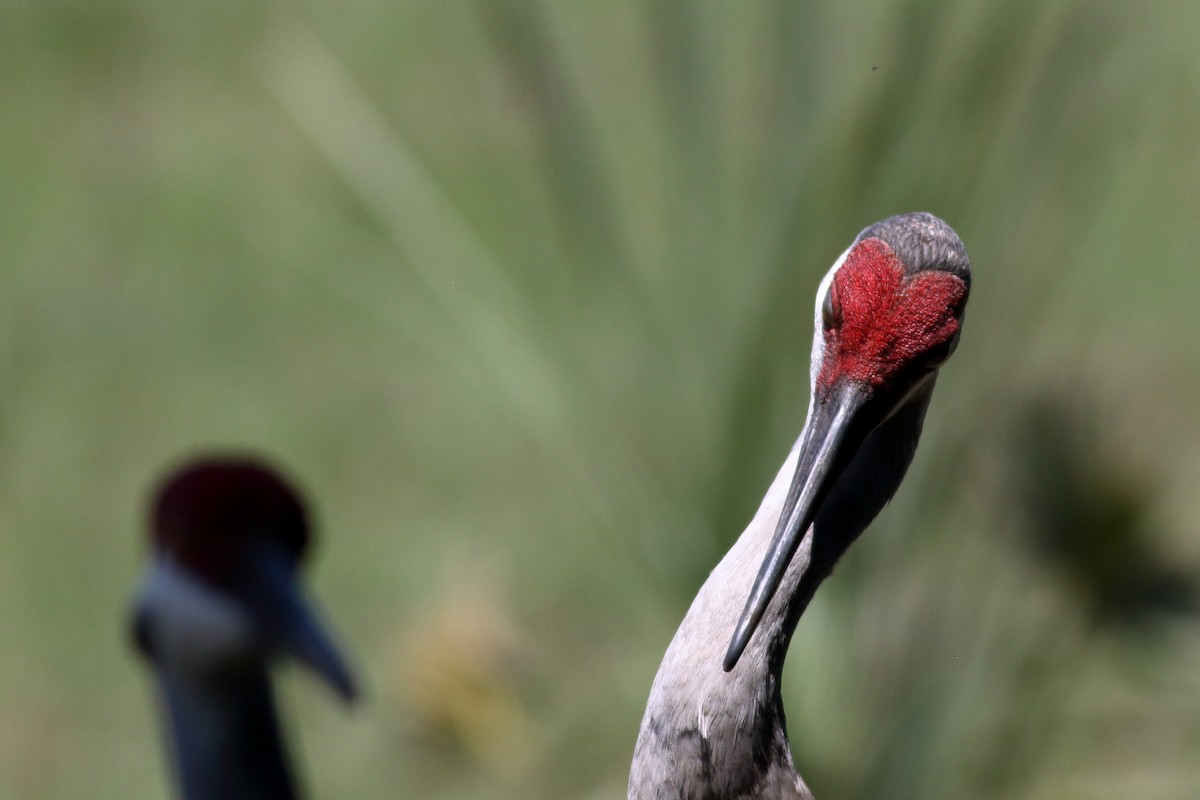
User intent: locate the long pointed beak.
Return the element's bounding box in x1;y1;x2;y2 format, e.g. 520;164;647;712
273;588;359;703
723;382;868;671
246;543;359;702
132;548;357;799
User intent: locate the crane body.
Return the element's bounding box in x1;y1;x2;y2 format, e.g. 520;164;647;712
630;213;970;799
130;458;357;800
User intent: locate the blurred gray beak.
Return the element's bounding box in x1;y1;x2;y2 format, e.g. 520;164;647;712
132;545;357;799
131;544;358;701
242;542;359;702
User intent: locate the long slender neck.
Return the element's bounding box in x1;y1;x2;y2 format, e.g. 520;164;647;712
160;669;300;800
629;438;814;800
629;386;933;800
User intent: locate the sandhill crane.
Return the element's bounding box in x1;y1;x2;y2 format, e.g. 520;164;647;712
629;213;971;799
129;457;357;800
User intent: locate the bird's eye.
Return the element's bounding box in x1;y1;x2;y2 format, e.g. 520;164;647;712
821;285;840;329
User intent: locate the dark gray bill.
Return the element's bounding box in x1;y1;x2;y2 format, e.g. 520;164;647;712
245;541;359;702
723;382;867;671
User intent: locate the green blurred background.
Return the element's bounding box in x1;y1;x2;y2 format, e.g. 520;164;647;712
3;0;1200;797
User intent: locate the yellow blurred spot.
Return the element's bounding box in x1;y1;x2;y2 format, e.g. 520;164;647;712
388;560;537;784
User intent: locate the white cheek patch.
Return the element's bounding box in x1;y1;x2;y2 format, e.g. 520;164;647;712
808;245;852;397
135;556;257;676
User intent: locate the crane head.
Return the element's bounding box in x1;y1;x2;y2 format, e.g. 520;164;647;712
724;212;970;671
131;456;357;701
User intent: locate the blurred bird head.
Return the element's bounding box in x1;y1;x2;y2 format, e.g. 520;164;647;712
131;456;357;699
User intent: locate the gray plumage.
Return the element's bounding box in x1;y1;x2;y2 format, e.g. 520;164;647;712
130;458;357;800
858;212;971;283
629;214;970;799
158;667;299;800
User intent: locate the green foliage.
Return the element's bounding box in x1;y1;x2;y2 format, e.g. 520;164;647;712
2;0;1199;797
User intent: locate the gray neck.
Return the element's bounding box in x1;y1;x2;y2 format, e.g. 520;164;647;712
629;385;933;800
629;438;816;800
160;668;300;800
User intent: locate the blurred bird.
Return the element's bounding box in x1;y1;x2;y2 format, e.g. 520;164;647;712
130;457;357;800
629;213;970;799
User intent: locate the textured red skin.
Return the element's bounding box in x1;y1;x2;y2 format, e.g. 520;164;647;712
152;459;310;584
817;238;966;392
